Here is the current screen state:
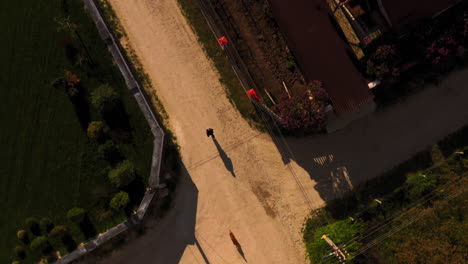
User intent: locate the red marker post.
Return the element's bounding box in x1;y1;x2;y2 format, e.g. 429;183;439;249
218;36;228;49
246;89;261;102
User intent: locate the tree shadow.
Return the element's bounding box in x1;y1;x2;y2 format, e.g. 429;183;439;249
96;164;201;264
80;215;97;240
122;178;146;216
102;102;133;143
68;86;91;131
212;137;236;177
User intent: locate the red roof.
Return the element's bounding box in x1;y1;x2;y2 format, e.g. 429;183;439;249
268;0;373;116
382;0;461;32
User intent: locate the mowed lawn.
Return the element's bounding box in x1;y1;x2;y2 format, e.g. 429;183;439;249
0;0;153;262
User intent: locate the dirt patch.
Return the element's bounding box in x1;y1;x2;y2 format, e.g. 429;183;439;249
251;184;278;218
211;0;307;104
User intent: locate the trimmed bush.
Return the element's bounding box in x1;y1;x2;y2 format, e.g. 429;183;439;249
49;226;69;240
366;44;401;80
14;245;26;259
110;191;130;210
25;217;41;236
66;208;86;224
87;121;109;141
30;236;52;254
40;217;54;234
108;160;136;187
91;84;118;113
16;230;29;244
50;225;77;251
98;140;122;164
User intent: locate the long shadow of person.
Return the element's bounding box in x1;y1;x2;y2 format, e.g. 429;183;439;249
212;137;236;177
236;245;247;262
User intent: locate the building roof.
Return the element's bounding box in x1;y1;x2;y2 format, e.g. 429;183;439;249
268;0;373;116
381;0;461;32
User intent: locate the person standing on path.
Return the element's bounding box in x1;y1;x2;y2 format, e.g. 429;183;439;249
206;128;215;138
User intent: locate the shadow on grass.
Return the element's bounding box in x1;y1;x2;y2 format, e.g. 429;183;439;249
80;216;97;240
102;102;133;143
122;178;146;216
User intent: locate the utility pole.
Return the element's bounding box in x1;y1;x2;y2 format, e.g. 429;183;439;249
321;234;348;263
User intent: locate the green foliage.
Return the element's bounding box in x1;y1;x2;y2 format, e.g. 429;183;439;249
66;208;87;224
305;219;364;263
25;217;40;236
16;230;28;244
108;160;136;187
286;60;296;71
49;226;69;240
406;172;438;200
14;246;26;259
91;84;118;113
109;191;130;210
0;0;154;262
87;121;109;140
39;218;54;234
30;236;49;252
98;140;121;163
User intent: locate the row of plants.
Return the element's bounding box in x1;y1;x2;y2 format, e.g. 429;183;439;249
364;2;468;104
303;125;468;263
6;13;151;263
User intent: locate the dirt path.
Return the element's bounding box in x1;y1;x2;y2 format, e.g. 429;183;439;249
99;0;316;263
91;0;468;263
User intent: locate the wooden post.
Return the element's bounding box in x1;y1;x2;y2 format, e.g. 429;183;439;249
321;234;347;262
282;81;291;98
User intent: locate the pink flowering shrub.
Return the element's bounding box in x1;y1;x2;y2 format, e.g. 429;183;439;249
275;81;329;133
425;35;458;64
366;45;400;80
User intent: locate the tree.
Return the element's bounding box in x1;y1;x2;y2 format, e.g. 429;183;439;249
25;217;41;236
66;208;86;224
66;208;96;239
30;236;52;255
276;81;329;133
50;225;77;252
108;160;136;187
87;121;109;141
16;230;29;244
49;225;69;240
98;140;122;164
110;191;130;210
40;217;54;234
14;245;26;259
91;84;118;113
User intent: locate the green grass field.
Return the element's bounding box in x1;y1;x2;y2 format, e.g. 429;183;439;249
0;0;153;262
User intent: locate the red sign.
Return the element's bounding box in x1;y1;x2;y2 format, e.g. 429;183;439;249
218;36;228;46
247;89;261;102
